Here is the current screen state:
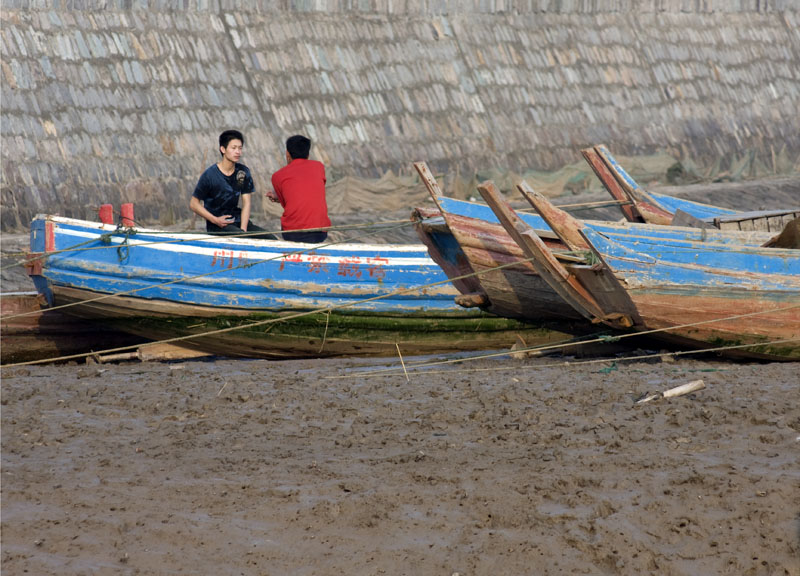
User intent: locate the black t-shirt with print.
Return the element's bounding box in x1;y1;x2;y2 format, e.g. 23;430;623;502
192;163;255;227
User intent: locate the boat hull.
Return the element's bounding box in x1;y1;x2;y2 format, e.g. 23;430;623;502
415;208;582;321
413;197;773;322
580;227;800;360
49;285;588;359
470;181;800;361
1;292;148;364
615;285;800;360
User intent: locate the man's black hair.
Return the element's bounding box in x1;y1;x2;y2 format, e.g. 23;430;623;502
219;130;244;155
286;135;311;160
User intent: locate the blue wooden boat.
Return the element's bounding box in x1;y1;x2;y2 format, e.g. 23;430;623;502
584;145;800;231
23;214;584;360
477;183;800;361
412;162;775;324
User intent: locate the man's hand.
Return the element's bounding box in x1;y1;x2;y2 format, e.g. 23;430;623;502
266;190;279;203
190;197;236;230
216;215;235;227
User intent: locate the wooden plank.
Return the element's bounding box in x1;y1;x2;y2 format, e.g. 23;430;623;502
715;209;800;222
581;146;642;223
413;161;446;211
512;182;638;329
137;343;212;361
593;145;674;225
412;206;485;299
516;181;588;251
716;210;800;233
476;180;608;322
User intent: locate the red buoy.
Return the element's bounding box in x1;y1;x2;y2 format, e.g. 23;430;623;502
121;203;135;227
99;204;113;224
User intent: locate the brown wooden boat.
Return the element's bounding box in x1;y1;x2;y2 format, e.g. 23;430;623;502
478;184;800;361
583;144;800;234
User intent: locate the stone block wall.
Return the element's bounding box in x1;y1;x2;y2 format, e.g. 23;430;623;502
1;1;798;230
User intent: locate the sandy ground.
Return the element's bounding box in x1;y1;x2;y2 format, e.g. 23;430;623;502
1;353;798;575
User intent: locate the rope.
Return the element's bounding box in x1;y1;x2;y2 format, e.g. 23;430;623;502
326;336;800;380
318;310;331;354
516;199;631;213
103;225;137;264
323;304;800;379
325;332;620;378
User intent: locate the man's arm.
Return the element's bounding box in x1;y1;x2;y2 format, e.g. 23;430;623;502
240;193;251;231
190;196;234;228
268;171;285;205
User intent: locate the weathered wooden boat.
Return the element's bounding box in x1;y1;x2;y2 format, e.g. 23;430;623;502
478;183;800;361
1;291;149;364
22;214;586;360
411;162;775;325
583;144;800;233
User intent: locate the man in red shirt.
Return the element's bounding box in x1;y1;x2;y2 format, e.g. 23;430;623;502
267;135;331;243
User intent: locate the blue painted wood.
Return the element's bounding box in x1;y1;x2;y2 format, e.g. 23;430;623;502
593;145;646;195
646;191;739;219
583;230;800;275
30;217;464;313
593;144;739;220
581;228;800;291
436;197;771;247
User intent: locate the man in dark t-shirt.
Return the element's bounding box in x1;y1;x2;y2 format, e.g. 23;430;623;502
267;135;331;243
191;130;275;239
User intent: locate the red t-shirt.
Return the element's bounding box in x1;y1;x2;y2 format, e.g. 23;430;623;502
271;159;331;232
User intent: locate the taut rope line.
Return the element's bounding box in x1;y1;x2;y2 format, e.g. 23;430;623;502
324;308;800;379
328;336;800;380
517;198;631;213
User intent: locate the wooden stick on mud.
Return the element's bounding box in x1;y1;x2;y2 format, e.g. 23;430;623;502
319;310;331;353
636;379;705;404
396;343;410;382
91;343;210;364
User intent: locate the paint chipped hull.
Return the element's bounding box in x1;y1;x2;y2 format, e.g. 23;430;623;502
414;207;582;321
26;215;584;359
616;285;800;360
413;196;774;323
460;183;800;360
29;216;462;313
581;227;800;360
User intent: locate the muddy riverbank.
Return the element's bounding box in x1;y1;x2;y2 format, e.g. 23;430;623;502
1;354;798;575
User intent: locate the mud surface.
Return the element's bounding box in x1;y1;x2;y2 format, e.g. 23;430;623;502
2;354;798;575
